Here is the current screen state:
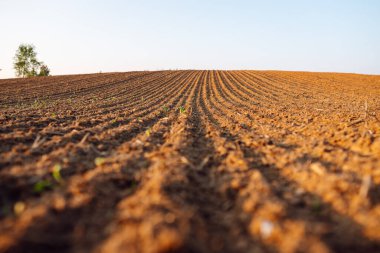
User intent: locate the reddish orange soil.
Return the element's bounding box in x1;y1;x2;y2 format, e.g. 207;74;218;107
0;70;380;253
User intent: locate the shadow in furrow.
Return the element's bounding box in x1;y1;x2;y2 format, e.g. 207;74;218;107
4;172;138;253
1;114;175;252
234;134;380;253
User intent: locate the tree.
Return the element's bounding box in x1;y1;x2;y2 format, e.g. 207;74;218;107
38;64;50;76
13;44;50;77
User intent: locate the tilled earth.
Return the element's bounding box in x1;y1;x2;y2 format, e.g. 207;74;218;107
0;70;380;253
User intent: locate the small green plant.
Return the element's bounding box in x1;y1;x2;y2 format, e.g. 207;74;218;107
145;127;151;137
162;106;170;113
51;112;57;118
179;106;186;114
33;180;52;193
52;164;63;183
31;99;46;109
33;164;64;193
95;157;106;166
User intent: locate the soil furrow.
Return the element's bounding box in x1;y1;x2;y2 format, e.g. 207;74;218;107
1;70;379;253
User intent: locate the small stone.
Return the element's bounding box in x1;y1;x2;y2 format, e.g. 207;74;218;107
295;188;305;196
14;201;26;215
260;220;274;238
310;163;325;175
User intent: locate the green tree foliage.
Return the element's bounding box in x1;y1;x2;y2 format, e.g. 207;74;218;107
38;64;50;76
13;44;50;77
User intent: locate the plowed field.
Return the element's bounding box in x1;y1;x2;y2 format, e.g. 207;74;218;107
1;70;380;253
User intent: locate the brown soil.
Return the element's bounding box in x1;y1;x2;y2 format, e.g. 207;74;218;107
0;70;380;253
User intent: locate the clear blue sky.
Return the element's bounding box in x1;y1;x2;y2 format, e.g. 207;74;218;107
1;0;379;78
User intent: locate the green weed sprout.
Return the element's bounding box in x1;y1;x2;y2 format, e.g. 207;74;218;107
33;180;52;193
52;164;63;183
95;157;106;166
145;127;151;137
179;106;186;114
